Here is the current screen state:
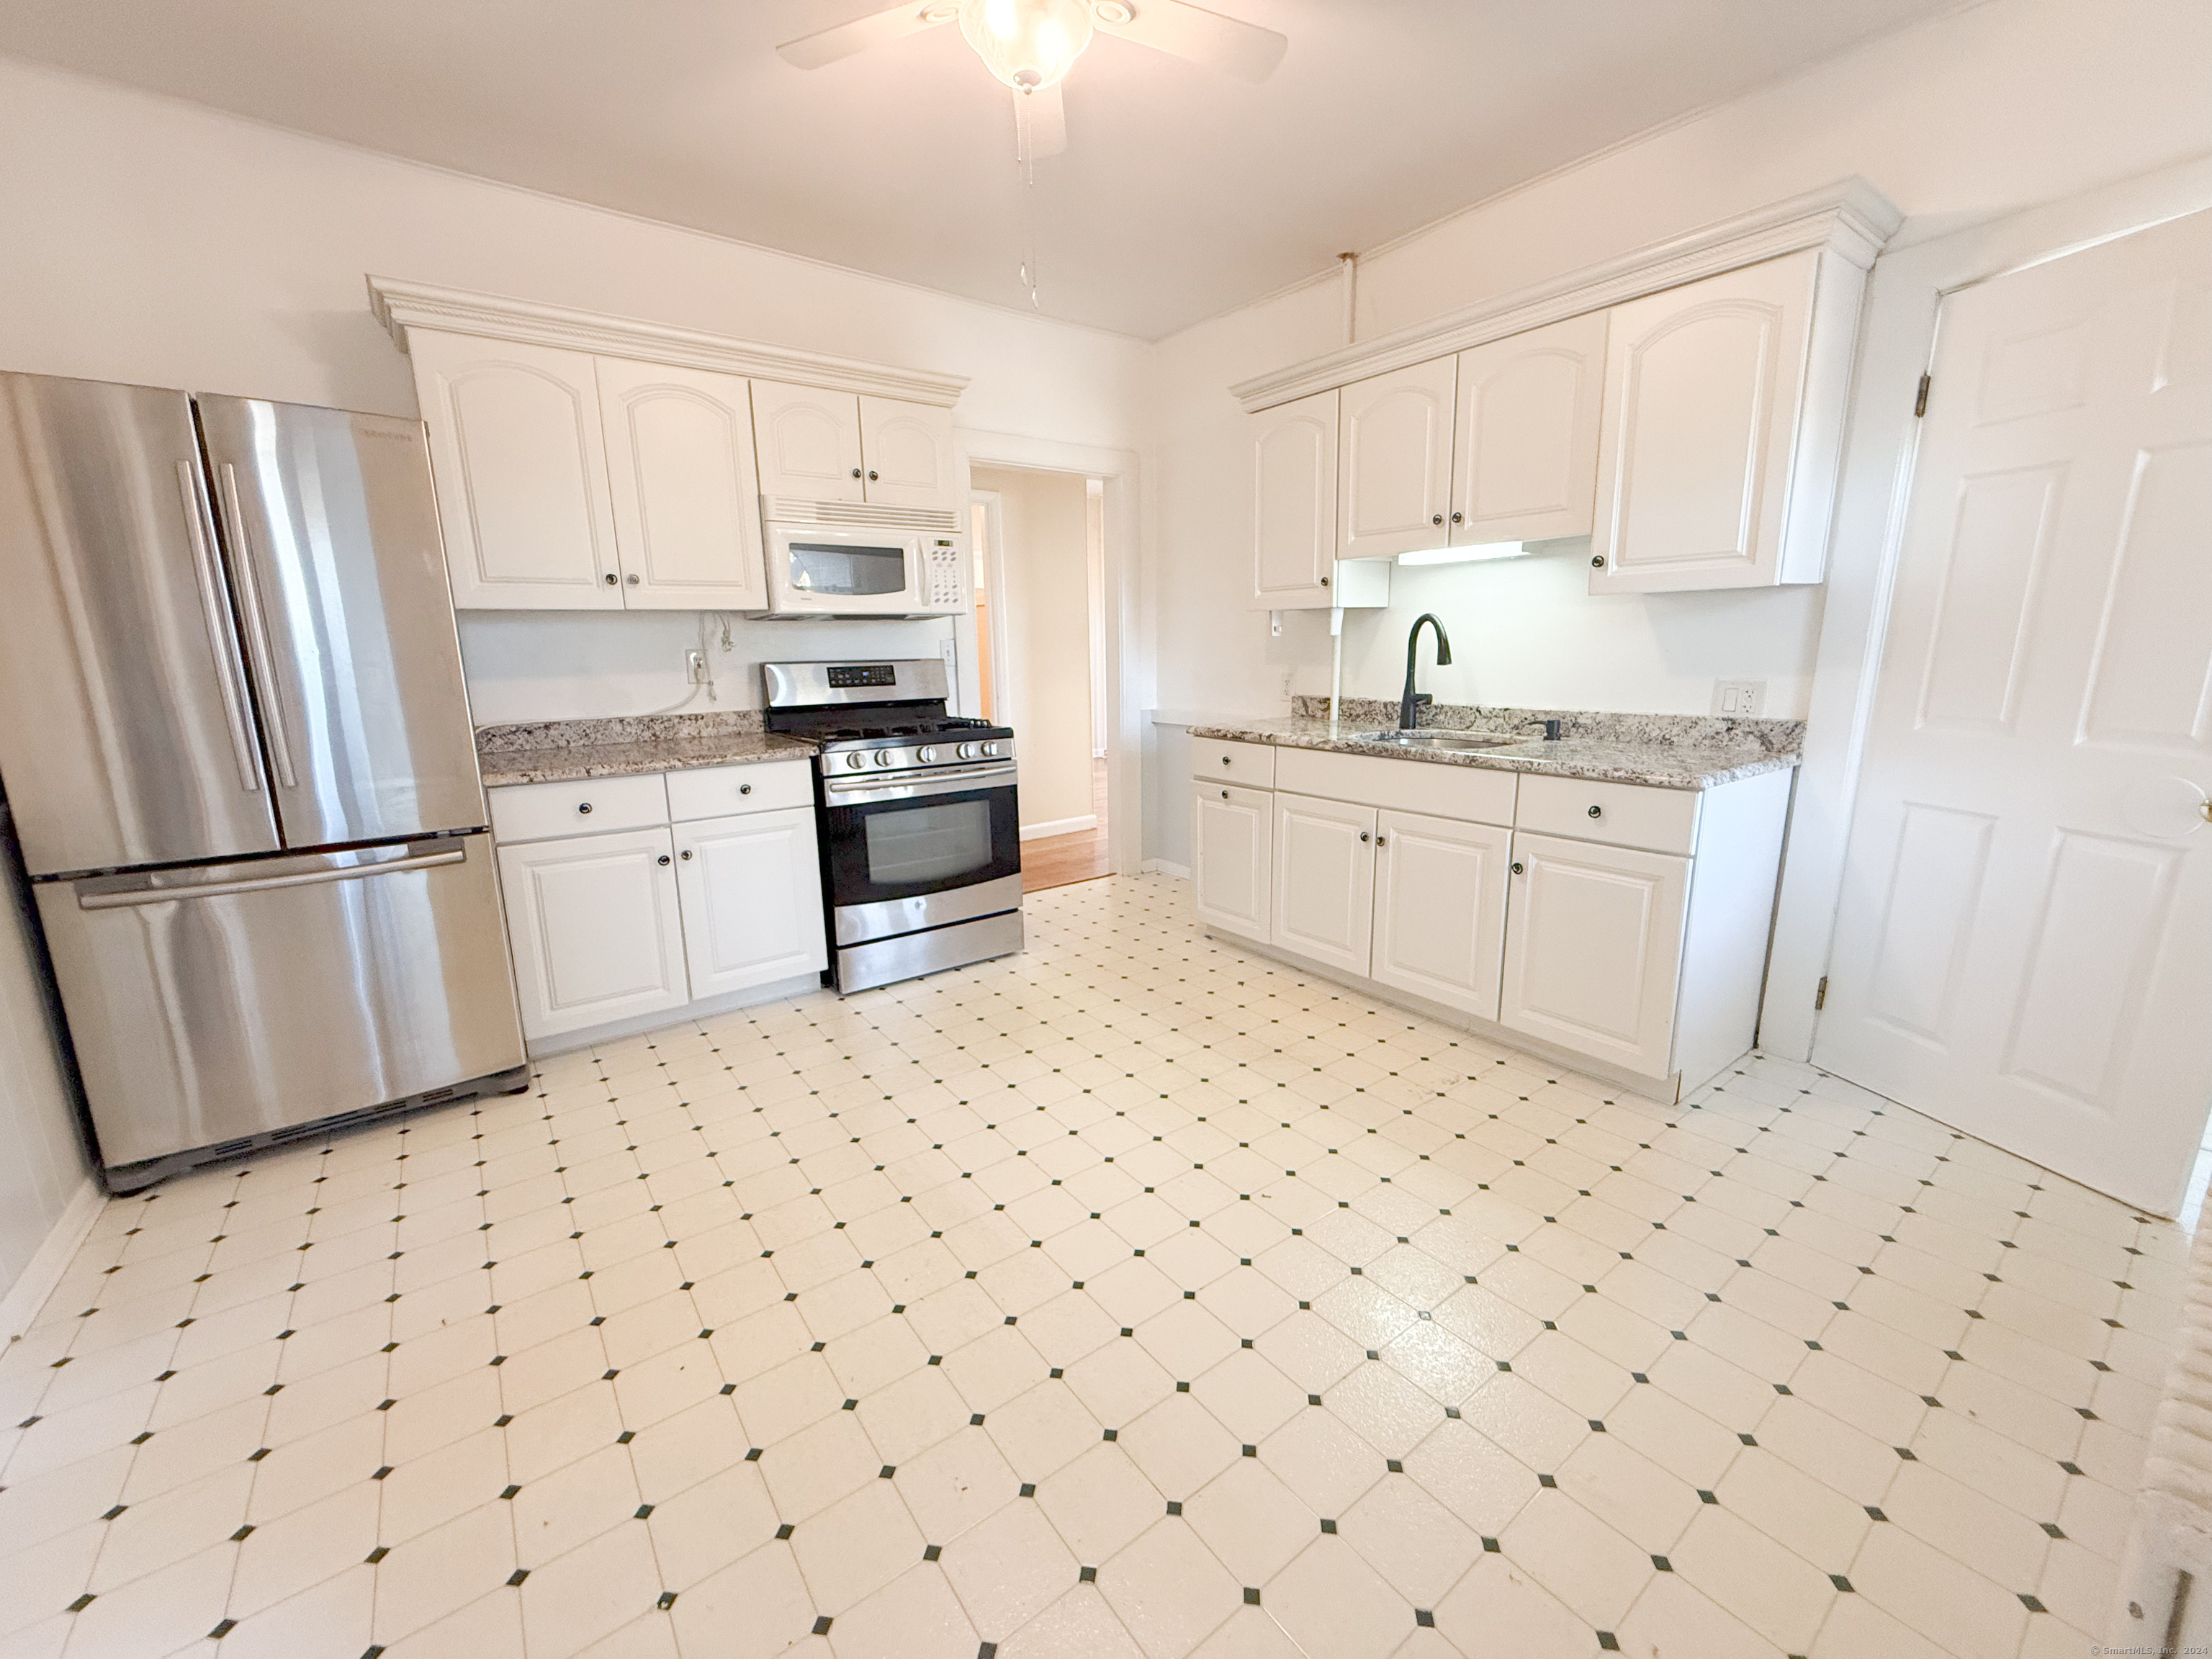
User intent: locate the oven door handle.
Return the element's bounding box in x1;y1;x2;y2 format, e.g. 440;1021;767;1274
823;761;1017;804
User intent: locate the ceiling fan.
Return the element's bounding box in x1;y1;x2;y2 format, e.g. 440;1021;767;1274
777;0;1287;161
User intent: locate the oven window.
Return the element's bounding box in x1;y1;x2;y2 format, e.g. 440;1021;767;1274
864;799;994;885
790;541;907;598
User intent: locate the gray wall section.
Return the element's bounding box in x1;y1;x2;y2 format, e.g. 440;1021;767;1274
1146;720;1194;871
0;843;93;1321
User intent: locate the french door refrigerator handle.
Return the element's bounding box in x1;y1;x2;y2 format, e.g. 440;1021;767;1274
215;461;297;788
174;461;264;794
76;844;467;909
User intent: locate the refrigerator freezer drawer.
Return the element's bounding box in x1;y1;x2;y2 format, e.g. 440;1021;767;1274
36;834;524;1172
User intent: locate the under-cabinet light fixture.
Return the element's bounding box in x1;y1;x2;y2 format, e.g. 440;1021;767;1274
1397;541;1528;566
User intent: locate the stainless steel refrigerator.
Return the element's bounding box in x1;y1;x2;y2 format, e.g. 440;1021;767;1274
0;372;527;1192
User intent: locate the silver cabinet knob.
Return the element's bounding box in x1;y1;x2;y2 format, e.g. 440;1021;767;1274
851;467;863;478
626;572;640;585
576;801;593;814
739;783;752;796
657;853;671;866
1221;756;1231;767
680;849;693;860
1221;788;1230;799
868;470;879;481
1431;514;1444;526
1320;575;1330;587
603;572;619;586
1588;804;1604;819
1591;555;1606;569
1450;512;1463;524
1375;835;1388;847
1511;860;1525;875
1359;831;1371;842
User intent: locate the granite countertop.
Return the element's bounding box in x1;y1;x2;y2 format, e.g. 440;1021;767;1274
475;712;817;788
1188;700;1802;791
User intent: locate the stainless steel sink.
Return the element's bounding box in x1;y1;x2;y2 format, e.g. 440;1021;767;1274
1350;730;1521;751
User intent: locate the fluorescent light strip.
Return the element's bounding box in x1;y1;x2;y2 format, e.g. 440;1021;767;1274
1397;541;1527;566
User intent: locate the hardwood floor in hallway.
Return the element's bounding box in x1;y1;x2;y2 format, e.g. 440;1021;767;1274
1021;757;1110;893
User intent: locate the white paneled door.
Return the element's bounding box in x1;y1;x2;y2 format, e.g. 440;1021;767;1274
1371;809;1511;1017
498;829;689;1039
1251;391;1339;606
673;807;828;997
1817;210;2212;1214
596;359;766;611
1271;793;1376;976
1193;783;1272;940
1339;359;1457;561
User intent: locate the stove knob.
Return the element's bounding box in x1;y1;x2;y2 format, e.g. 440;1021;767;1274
844;753;866;770
917;746;937;764
955;742;976;760
873;750;895;768
982;742;1001;757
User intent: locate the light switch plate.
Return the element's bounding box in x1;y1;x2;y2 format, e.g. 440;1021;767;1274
1713;679;1766;716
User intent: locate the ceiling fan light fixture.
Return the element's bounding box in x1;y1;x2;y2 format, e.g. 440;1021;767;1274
958;0;1094;91
1092;1;1135;22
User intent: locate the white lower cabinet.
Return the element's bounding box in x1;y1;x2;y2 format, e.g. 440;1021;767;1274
674;807;828;997
1498;832;1689;1077
1272;793;1377;975
1189;747;1791;1097
1372;809;1513;1016
498;826;690;1038
492;760;828;1044
1192;783;1272;940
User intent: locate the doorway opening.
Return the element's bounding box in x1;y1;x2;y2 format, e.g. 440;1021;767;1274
969;465;1109;892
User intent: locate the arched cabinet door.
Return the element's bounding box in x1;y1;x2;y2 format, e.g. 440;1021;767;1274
752;380;865;503
859;396;958;510
596;359;766;611
1251;390;1339;606
1589;248;1859;592
1338;358;1458;560
408;331;621;609
1452;311;1607;546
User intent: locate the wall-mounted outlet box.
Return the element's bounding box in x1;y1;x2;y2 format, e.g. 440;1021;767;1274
685;649;709;685
1712;679;1766;716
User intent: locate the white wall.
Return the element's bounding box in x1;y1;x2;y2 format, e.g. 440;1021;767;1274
0;853;92;1329
974;466;1096;833
0;54;1153;724
1148;0;2212;724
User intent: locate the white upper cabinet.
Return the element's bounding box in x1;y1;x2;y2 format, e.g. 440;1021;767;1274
409;331;622;610
1452;312;1608;546
1252;390;1339;606
1590;249;1863;592
595;358;766;612
1339;358;1458;560
858;396;958;511
752;381;866;502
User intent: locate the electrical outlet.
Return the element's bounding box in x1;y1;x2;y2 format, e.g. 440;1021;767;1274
685;649;709;685
1712;679;1766;716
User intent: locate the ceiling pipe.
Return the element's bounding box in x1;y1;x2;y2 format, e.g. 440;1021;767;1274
1339;251;1358;346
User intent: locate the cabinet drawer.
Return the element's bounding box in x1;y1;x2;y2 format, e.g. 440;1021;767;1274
1192;739;1276;789
666;760;814;822
1514;773;1699;855
1275;746;1516;824
490;773;670;843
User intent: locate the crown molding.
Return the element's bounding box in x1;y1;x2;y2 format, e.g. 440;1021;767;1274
1230;176;1902;413
365;276;971;408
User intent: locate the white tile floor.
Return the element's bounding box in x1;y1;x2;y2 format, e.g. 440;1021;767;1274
0;874;2184;1659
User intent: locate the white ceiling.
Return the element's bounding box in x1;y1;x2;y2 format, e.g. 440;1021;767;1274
0;1;1970;338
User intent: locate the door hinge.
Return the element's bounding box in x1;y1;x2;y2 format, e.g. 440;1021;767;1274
1815;976;1829;1010
1913;374;1931;418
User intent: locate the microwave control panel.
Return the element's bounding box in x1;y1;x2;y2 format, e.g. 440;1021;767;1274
923;540;963;610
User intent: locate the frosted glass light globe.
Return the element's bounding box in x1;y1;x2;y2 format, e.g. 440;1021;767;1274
958;0;1096;90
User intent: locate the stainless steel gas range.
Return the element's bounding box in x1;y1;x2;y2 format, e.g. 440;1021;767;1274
763;660;1023;993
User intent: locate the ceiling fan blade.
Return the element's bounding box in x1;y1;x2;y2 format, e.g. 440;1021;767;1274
1015;82;1068;162
1092;0;1287;83
776;3;953;70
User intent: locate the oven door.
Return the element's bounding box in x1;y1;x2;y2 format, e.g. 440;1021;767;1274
819;765;1022;945
764;522;921;616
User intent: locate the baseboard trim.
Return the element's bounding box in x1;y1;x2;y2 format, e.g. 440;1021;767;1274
1;1174;105;1346
1143;860;1190;878
1020;814;1098;841
523;971;827;1059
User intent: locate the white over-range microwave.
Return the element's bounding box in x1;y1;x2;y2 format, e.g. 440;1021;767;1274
761;517;968;619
